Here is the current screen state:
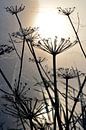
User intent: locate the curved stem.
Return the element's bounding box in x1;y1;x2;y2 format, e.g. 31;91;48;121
68;15;86;59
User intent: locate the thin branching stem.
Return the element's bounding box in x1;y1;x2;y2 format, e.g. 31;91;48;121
39;62;53;84
15;103;26;130
68;15;86;59
9;33;21;60
69;76;86;123
71;113;82;130
13;13;26;91
14;13;53;129
0;68;13;92
17;37;25;91
15;13;22;30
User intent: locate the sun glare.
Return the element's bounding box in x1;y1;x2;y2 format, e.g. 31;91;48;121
35;10;70;38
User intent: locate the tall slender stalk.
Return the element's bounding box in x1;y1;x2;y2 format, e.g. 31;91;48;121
14;13;55;129
17;37;25;91
53;54;57;130
77;70;85;130
15;14;22;30
65;78;69;130
15;104;26;130
30;119;33;130
13;13;26;91
68;15;86;59
72;117;76;130
29;100;33;130
53;54;63;130
0;68;13;92
9;33;21;60
0;69;26;130
69;76;86;122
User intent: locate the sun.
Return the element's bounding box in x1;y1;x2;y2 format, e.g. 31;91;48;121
35;9;70;38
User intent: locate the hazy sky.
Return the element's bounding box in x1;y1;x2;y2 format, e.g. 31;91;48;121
0;0;86;129
0;0;86;46
0;0;86;39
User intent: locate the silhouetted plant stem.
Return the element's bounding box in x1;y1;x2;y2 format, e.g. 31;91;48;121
15;13;22;30
0;68;26;130
15;103;26;130
28;42;44;81
17;37;25;91
53;54;57;130
0;68;13;92
39;62;53;84
65;78;69;130
53;54;63;130
9;33;21;60
68;15;86;59
72;117;76;130
71;113;82;130
77;70;85;130
27;41;63;129
27;41;55;106
29;100;33;130
13;13;26;91
69;76;86;123
15;13;55;129
30;119;33;130
20;117;26;130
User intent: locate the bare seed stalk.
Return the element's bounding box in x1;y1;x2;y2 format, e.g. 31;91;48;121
69;76;86;122
9;33;21;60
53;54;63;130
14;13;26;91
0;68;13;92
68;15;86;59
65;78;69;130
17;37;25;91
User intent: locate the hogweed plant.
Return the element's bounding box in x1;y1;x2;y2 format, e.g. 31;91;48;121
0;75;52;130
34;36;78;130
57;7;86;59
57;67;85;130
36;36;77;55
0;4;86;130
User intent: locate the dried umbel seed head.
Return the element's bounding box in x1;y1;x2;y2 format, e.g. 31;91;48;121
57;7;75;16
36;36;77;55
12;27;39;42
57;67;84;79
5;4;25;15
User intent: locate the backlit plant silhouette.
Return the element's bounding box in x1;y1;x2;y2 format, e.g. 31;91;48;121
57;7;86;59
0;4;86;130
